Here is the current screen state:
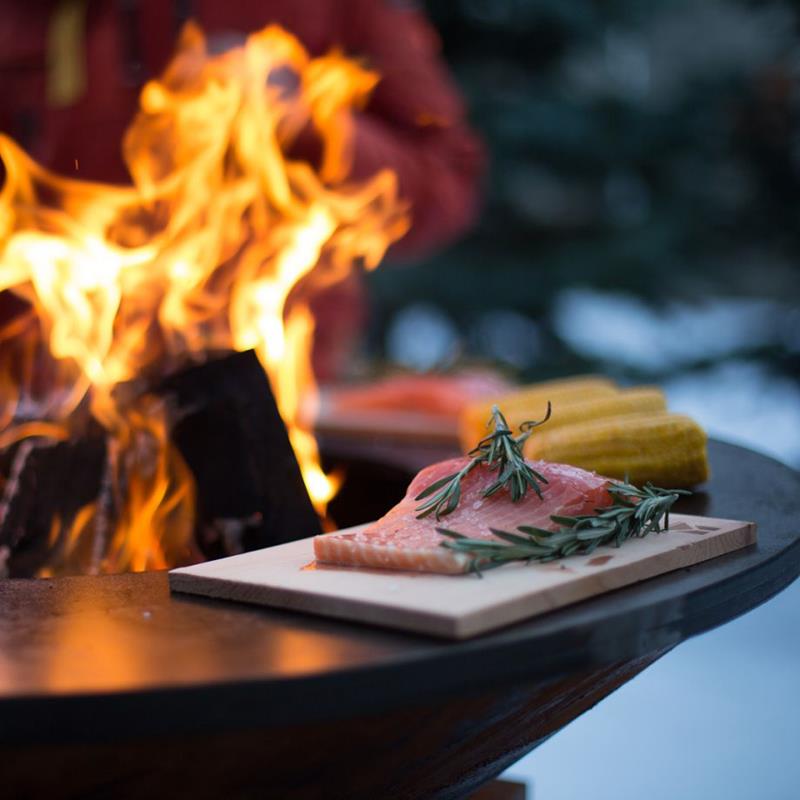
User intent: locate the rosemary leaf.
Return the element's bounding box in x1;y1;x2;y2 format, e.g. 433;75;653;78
437;481;690;572
488;528;538;547
414;473;462;501
415;403;552;519
414;460;478;520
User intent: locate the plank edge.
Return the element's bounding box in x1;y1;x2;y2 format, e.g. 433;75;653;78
168;571;460;638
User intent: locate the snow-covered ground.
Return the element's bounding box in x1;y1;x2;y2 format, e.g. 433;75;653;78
503;557;800;799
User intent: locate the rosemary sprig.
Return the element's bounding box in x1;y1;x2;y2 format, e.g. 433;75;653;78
414;459;480;519
436;481;690;574
414;404;551;520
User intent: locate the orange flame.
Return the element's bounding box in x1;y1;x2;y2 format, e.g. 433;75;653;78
0;23;408;574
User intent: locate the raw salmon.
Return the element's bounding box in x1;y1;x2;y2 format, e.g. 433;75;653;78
313;457;613;574
328;371;513;417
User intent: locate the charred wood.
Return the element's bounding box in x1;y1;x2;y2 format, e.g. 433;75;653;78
157;349;322;559
0;348;319;575
0;427;106;577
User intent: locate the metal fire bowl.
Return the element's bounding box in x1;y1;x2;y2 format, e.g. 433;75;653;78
0;441;798;800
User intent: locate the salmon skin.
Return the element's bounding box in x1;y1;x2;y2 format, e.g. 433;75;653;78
313;457;613;574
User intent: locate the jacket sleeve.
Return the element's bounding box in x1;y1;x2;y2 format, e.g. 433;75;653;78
344;0;485;259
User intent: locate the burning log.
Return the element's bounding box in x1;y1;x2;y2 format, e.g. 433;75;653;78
0;426;106;578
157;349;322;559
0;350;321;576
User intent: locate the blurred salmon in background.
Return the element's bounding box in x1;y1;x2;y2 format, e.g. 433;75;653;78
330;371;512;418
0;0;485;380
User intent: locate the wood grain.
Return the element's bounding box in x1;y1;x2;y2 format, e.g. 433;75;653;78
170;513;757;638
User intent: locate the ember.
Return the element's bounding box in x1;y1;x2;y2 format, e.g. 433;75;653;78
0;23;408;576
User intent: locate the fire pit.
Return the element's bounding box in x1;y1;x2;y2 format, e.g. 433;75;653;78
1;442;798;799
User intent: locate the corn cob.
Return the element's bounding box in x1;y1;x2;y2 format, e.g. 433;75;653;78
506;386;667;438
524;412;709;488
460;375;618;452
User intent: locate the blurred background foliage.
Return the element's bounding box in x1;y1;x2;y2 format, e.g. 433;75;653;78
363;0;800;466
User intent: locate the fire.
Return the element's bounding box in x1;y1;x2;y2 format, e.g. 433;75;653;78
0;24;408;574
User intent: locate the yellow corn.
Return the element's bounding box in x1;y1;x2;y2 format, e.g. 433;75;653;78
524;412;709;487
507;386;667;437
460;375;618;451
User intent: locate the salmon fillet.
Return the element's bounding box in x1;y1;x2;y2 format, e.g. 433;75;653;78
330;372;512;417
313;457;613;574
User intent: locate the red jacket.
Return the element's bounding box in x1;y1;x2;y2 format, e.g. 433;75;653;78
0;0;483;258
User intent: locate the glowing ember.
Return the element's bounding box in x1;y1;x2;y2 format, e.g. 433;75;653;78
0;23;408;574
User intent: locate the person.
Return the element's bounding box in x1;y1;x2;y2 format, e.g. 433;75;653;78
0;0;484;377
